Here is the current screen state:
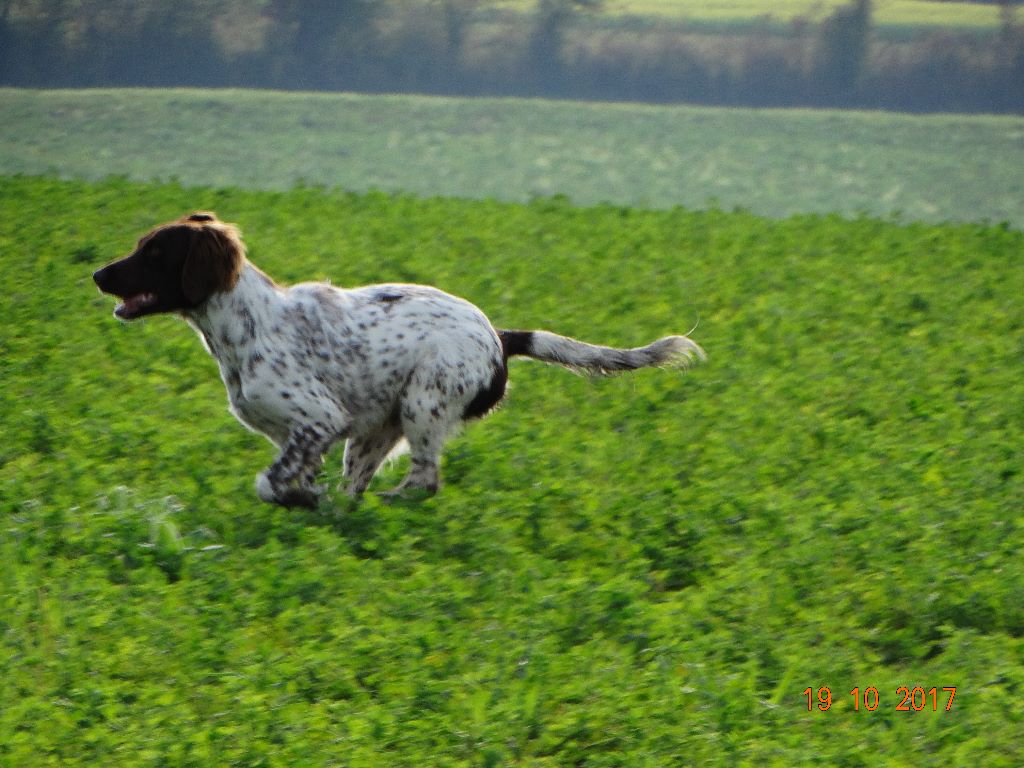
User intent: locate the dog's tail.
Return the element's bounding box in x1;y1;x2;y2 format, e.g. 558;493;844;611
498;329;705;375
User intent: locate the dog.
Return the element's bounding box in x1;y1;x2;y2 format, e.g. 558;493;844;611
93;212;705;507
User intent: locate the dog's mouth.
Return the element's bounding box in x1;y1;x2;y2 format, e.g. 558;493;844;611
114;292;159;320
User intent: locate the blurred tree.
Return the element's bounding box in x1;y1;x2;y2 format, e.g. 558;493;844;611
813;0;872;98
997;1;1024;110
526;0;602;93
267;0;379;89
442;0;477;65
0;0;71;84
0;0;19;81
108;0;227;86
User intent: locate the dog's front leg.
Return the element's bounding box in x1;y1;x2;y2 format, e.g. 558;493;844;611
256;424;339;509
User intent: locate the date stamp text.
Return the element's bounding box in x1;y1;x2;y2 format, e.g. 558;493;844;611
803;686;957;712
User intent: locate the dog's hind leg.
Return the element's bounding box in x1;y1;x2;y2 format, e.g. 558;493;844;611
343;422;404;497
383;370;461;498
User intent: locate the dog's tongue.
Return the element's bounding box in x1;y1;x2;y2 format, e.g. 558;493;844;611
115;293;157;319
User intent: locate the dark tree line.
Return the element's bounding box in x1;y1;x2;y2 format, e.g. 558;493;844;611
1;0;1023;114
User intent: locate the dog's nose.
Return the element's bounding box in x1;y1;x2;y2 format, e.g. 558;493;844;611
93;265;110;289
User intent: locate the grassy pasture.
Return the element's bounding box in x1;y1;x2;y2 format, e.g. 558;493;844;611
1;174;1022;764
492;0;1007;30
2;88;1023;228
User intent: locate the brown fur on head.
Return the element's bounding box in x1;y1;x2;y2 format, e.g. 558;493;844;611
178;212;246;304
93;212;247;320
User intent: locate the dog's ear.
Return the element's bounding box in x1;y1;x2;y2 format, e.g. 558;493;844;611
181;217;245;305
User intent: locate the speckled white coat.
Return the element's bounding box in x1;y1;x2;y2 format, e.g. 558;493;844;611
185;264;506;504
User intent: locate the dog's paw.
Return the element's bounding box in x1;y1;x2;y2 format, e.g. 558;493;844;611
277;486;321;510
256;473;322;509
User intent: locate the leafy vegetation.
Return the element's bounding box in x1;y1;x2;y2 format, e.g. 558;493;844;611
3;88;1024;229
1;174;1022;764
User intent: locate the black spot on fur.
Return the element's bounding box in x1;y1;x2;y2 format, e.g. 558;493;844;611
376;291;404;309
270;357;289;377
247;351;265;375
499;330;534;359
239;308;256;341
463;362;508;420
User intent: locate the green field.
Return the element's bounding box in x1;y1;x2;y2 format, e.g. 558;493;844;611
493;0;1007;30
2;89;1023;228
1;170;1022;764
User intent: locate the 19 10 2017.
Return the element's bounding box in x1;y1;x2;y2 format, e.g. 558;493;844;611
803;686;957;712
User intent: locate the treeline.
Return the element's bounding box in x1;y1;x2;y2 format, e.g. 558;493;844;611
2;0;1023;114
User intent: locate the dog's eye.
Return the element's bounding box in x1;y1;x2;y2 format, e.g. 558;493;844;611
147;245;179;270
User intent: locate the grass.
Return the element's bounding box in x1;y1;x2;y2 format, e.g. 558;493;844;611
492;0;1008;30
2;88;1023;228
1;174;1022;765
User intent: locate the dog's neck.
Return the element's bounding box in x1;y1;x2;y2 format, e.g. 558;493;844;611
183;262;283;367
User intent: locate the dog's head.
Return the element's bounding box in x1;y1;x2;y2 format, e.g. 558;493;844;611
93;212;245;320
